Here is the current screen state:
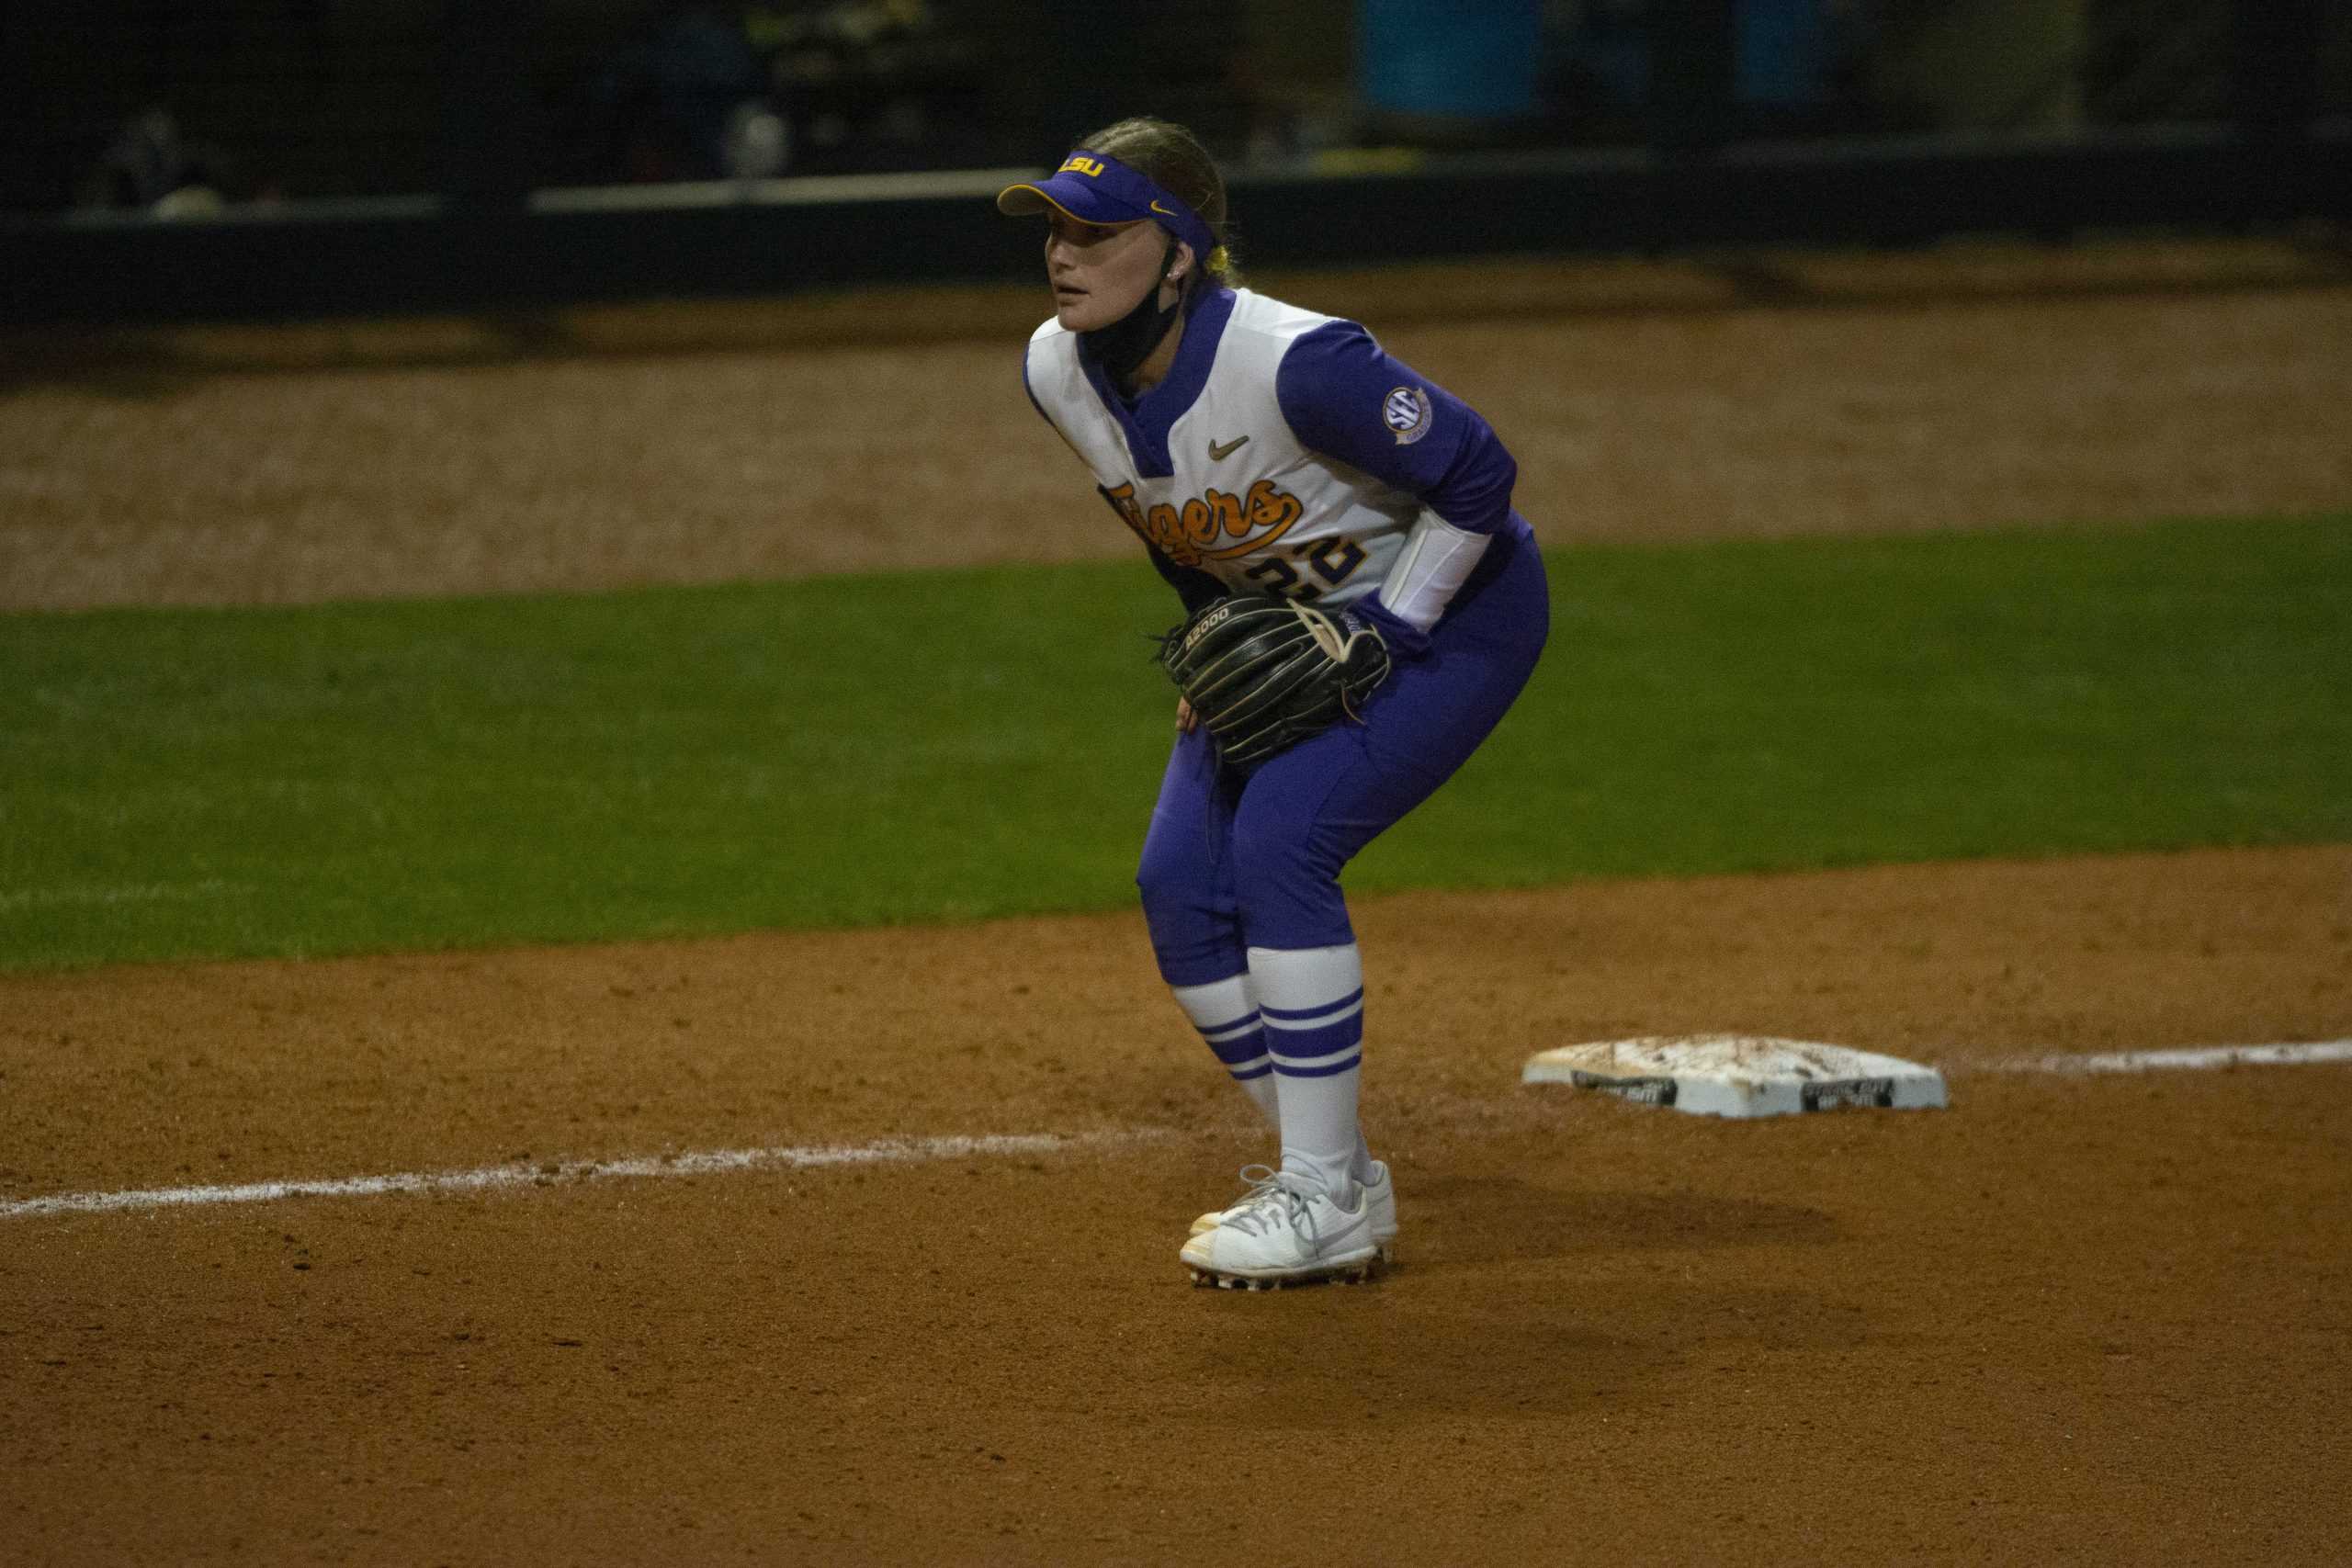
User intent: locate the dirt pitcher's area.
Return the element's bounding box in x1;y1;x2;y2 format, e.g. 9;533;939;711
4;243;2350;1563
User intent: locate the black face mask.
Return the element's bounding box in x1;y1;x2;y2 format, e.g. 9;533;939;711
1080;240;1183;388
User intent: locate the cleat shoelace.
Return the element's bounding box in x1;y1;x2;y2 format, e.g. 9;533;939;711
1220;1168;1322;1250
1221;1163;1281;1213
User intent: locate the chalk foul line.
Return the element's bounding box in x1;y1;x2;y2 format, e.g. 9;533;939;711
7;1041;2347;1223
1973;1039;2352;1076
0;1129;1163;1222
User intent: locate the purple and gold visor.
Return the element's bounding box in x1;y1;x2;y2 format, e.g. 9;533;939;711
996;152;1218;265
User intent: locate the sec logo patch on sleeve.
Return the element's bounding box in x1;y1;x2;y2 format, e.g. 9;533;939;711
1383;385;1432;445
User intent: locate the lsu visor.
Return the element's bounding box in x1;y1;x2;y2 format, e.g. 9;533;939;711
997;152;1220;268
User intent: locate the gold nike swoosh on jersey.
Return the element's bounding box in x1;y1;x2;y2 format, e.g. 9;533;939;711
1208;434;1251;460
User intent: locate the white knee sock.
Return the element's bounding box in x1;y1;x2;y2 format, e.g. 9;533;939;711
1250;943;1368;1202
1169;974;1280;1129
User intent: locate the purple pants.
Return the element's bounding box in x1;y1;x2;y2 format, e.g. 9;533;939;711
1136;516;1550;986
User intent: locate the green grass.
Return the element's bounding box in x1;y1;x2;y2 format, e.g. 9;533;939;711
3;514;2346;972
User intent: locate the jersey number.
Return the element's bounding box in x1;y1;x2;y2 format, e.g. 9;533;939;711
1242;536;1368;602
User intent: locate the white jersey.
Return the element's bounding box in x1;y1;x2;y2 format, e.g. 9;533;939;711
1024;288;1424;608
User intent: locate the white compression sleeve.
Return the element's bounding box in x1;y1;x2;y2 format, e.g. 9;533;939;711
1375;507;1492;632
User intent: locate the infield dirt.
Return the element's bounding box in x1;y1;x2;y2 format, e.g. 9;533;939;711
3;245;2349;1563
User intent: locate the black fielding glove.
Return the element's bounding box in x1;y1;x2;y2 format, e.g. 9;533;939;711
1158;594;1393;767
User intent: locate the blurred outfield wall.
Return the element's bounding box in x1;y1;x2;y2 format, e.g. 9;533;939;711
1;0;2343;323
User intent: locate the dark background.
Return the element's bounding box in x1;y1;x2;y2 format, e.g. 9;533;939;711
2;1;2344;322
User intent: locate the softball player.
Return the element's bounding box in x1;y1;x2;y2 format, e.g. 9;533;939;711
1000;118;1549;1287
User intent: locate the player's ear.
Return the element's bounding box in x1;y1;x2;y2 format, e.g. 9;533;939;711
1166;241;1193;283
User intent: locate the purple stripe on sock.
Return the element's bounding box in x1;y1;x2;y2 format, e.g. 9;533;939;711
1197;1010;1261;1037
1272;1053;1362;1079
1204;1027;1269;1068
1265;1014;1363;1063
1260;987;1364;1022
1229;1062;1274;1081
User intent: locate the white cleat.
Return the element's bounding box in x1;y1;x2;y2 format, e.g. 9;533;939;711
1189;1164;1281;1237
1190;1160;1397;1262
1180;1170;1383;1289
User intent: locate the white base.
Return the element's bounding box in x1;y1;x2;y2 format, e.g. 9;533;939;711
1521;1034;1948;1119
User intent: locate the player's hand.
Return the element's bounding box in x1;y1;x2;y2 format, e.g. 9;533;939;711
1177;696;1198;733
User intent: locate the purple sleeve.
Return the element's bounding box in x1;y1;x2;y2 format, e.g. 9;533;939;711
1274;321;1517;533
1345;594;1431;660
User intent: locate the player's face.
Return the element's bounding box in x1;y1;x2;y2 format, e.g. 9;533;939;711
1044;211;1174;331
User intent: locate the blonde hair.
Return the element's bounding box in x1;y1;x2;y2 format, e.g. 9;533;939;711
1075;117;1245;291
